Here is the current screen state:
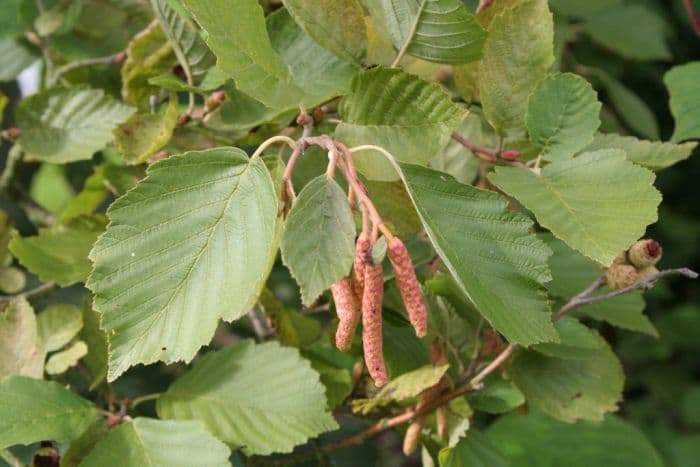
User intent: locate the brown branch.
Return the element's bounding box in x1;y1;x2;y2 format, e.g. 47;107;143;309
450;133;529;169
0;281;57;303
684;0;700;36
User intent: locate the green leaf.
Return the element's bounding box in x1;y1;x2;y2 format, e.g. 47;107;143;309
60;419;110;467
526;73;601;161
487;411;664;467
0;298;44;380
479;0;554;134
439;429;509;467
80;418;230;467
543;234;657;336
468;376;525;414
182;0;355;110
29;163;74;214
10;215;107;286
381;0;487;64
45;340;88;375
425;290;474;355
37;304;83;352
490;150;661;266
58;165;109;222
121;21;177;110
87;148;279;380
150;0;215;84
509;331;623;422
592;69;659;140
664;62;700;143
365;181;422;238
352;364;449;415
585;133;697;170
532;316;602;359
113;95;179;164
398;163;557;346
16;86;135;163
219;84;296;131
0;0;23;39
79;296;108;389
157;340;337;455
0;38;38;82
282;0;367;65
0;376;99;449
548;0;622;19
301;342;355;409
585;4;671;61
258;288;321;348
281;175;356;305
336;67;466;181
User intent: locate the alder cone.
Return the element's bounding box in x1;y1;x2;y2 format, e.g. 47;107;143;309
387;237;427;337
628;239;662;268
352;232;371;298
362;261;388;387
331;277;360;351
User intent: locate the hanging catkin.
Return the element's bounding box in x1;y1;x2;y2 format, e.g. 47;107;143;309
387;237;427;338
352;232;371;298
331;277;360;351
362;261;388;387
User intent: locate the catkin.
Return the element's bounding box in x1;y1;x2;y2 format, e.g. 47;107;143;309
362;261;388;387
331;277;360;351
402;419;424;456
352;232;371;298
387;237;427;338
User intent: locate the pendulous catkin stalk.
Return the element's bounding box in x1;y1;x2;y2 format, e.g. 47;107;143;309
362;261;388;387
387;237;427;338
331;277;360;351
352;232;371;298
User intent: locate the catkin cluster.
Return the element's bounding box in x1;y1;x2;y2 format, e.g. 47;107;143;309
329;234;428;387
605;239;663;290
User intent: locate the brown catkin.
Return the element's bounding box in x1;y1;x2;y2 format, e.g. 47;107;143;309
352;233;371;298
387;237;427;338
402;419;424;456
362;261;388;387
331;277;360;351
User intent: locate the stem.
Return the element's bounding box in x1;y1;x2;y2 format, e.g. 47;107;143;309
0;145;23;191
390;0;428;68
450;133;530;169
0;281;56;303
684;0;700;36
251;135;297;160
129;393;162;410
0;449;23;467
49;53;123;86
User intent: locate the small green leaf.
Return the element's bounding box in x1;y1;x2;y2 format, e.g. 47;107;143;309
398;163;557;346
113;95;179;164
487;411;664;467
80;418;230;467
585;4;671;61
87;148;279;380
585;133;697;170
301;342;355;409
532;316;602;359
364;180;422;239
29;163;74;214
16;86;135;163
510;330;623;422
157;340;338;455
0;298;44;380
381;0;487;64
60;419;110;467
79;296;108;389
664;61;700;143
281;175;356;305
258;288;321;348
490;150;661;266
282;0;367;65
10;215;107;286
468;376;525;414
0;376;99;449
37;304;83;352
336;67;466;181
479;0;554;134
527;73;601;161
352;364;449;414
439;429;509;467
45;340;88;375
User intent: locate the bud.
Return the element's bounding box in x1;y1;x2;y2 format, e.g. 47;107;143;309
402;419;424;456
612;251;628;265
605;264;641;290
313;106;325;122
628;239;662;269
296;112;312;126
362;261;388;387
501;149;520;160
331;277;360;351
352;233;371;298
177;113;189;125
6;127;22;139
387;237;427;338
112;51;126;64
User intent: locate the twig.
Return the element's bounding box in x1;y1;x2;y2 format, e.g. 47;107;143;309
49;52;125;86
0;145;23;191
552;276;606;320
684;0;700;36
450;133;529;169
0;281;57;303
129;393;162;410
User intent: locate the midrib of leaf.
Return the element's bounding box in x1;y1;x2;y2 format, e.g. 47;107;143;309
105;160;252;365
391;0;428;67
151;0;194;86
130;425;155;467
